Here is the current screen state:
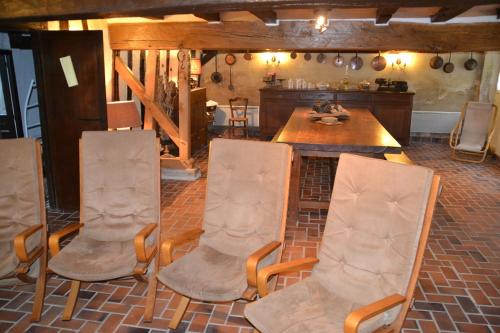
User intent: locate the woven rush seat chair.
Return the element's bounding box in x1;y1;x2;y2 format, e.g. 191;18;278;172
449;101;497;163
144;138;292;329
245;153;441;333
35;130;160;321
0;138;48;321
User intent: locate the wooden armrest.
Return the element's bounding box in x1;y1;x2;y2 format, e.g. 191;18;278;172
161;227;204;264
134;223;158;263
246;241;281;288
344;294;406;333
49;223;83;256
14;224;43;262
257;257;319;297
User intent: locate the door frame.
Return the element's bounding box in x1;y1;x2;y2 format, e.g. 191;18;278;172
0;49;23;138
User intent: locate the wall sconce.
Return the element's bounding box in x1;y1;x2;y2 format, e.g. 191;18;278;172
190;58;202;75
315;10;330;33
392;56;407;71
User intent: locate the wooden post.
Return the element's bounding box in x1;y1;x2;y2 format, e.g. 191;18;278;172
144;50;158;130
177;49;191;163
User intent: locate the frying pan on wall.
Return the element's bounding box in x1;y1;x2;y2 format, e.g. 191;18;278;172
290;51;297;59
211;54;223;83
350;53;363;70
430;53;444;69
334;52;344;67
225;53;237;66
304;53;312;61
317;53;326;64
443;53;454;73
244;51;252;61
464;52;478;71
371;51;387;71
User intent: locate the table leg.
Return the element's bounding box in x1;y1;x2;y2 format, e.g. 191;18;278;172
288;149;302;221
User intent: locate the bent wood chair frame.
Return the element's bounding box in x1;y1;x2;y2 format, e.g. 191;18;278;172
143;141;292;330
449;102;497;163
32;137;161;322
251;175;441;333
0;141;48;321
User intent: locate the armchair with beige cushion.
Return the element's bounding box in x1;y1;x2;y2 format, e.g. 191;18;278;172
143;138;292;329
449;102;497;163
33;130;160;321
0;138;48;321
245;153;441;333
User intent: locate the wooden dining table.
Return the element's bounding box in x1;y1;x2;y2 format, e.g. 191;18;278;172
276;106;402;219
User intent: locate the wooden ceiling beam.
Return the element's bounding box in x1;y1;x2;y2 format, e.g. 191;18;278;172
431;6;472;22
251;10;277;24
375;7;398;24
1;0;498;23
108;21;500;52
193;13;221;22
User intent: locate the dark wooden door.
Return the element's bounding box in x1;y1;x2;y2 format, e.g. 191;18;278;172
33;31;107;210
0;50;23;138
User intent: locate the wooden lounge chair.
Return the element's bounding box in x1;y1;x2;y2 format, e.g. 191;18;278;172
34;130;160;321
0;138;48;321
144;138;292;329
449;102;497;163
245;153;440;333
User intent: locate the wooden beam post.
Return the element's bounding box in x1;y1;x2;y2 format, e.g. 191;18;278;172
177;49;192;163
144;50;158;130
251;10;277;24
375;7;398;24
431;6;472;22
114;56;181;147
194;13;220;22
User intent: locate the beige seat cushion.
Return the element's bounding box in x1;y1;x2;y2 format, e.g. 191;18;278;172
157;245;247;302
0;138;41;279
48;235;136;282
245;276;385;333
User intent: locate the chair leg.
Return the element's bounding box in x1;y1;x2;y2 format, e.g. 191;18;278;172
31;252;48;322
143;275;158;322
62;280;81;321
168;294;191;329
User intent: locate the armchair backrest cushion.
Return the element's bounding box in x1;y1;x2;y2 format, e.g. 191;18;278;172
314;154;433;313
80;130;159;242
0;138;41;276
459;102;495;150
200;139;291;258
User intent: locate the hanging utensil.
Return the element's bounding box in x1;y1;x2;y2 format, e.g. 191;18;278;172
464;52;478;71
304;53;312;61
317;53;326;64
350;53;363;70
244;51;252;61
334;52;344;67
290;51;297;59
228;65;234;91
371;51;387;71
211;53;223;83
430;52;444;69
225;53;237;66
443;52;454;73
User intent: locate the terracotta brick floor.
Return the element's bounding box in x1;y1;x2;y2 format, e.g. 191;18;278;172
1;139;499;333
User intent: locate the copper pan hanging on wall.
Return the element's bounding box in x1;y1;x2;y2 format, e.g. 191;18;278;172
371;51;387;71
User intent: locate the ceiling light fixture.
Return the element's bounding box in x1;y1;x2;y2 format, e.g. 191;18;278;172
315;9;330;33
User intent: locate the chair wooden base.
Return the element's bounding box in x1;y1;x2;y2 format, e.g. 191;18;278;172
168;294;191;329
31;251;48;322
62;280;81;321
451;149;488;163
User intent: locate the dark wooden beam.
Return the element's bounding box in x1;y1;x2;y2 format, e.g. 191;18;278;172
193;13;220;22
0;21;47;30
251;10;277;24
82;19;88;30
108;21;500;52
431;6;472;22
59;20;69;30
375;7;398;24
1;0;498;23
497;8;499;19
201;51;217;66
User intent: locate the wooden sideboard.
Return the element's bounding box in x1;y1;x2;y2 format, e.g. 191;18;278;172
260;88;414;145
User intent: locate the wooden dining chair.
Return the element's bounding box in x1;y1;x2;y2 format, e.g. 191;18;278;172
449;101;497;163
229;97;249;137
33;130;160;321
245;153;441;333
143;138;292;329
0;138;48;321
